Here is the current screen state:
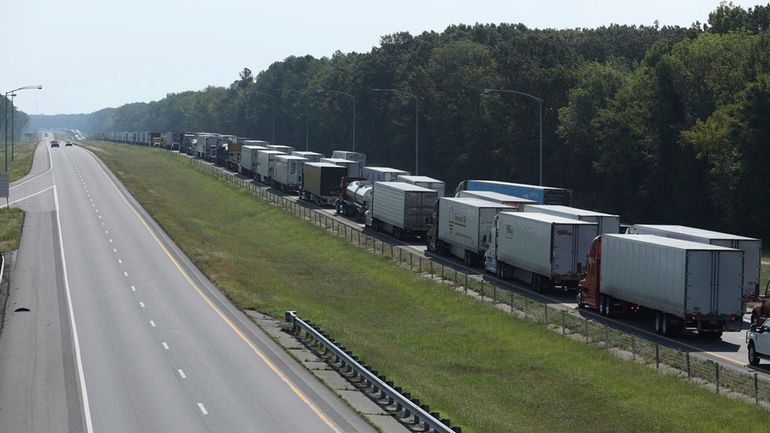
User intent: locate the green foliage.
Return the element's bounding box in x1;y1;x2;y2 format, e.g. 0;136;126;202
29;2;770;240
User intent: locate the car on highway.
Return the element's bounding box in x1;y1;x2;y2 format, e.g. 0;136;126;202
747;317;770;365
51;140;59;148
65;141;73;146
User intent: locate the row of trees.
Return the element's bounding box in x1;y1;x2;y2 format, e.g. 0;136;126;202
31;2;770;240
0;94;30;145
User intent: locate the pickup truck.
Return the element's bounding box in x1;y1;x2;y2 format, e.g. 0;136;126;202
750;282;770;325
747;318;770;365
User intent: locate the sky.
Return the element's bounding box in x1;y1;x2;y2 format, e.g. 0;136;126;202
0;0;764;115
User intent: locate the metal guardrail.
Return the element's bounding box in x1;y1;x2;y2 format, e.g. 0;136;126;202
0;252;5;287
285;311;459;433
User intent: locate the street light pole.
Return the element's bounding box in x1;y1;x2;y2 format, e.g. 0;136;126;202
371;88;419;175
482;88;543;185
4;85;42;171
316;90;356;152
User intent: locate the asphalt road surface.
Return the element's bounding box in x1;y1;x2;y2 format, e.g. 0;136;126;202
0;136;377;433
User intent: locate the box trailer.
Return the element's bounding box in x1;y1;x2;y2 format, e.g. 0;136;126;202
430;197;513;266
321;157;363;177
525;204;620;234
362;166;409;183
239;145;269;177
456;190;535;210
301;162;348;206
579;234;744;337
225;141;243;171
256;150;286;183
331;150;366;166
626;224;761;300
266;144;295;154
273;154;308;193
366;182;437;239
292;151;324;162
397;175;445;197
456;179;572;205
486;212;597;291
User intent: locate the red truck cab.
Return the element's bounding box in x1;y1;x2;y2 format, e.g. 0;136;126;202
577;236;602;310
751;282;770;325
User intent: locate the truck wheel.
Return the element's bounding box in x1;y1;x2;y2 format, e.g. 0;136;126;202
599;295;606;316
661;314;670;337
605;296;613;317
576;292;584;309
654;312;662;335
749;343;761;366
532;275;542;293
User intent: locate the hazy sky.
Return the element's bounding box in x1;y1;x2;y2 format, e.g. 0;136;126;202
0;0;763;115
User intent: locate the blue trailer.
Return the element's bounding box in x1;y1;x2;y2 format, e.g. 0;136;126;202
455;180;571;205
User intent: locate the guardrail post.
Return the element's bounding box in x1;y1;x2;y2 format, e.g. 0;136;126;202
544;304;548;324
584;318;589;343
493;284;497;304
755;372;759;404
655;343;659;368
430;260;433;278
524;298;529;319
715;363;720;394
631;336;636;361
686;352;691;379
510;289;514;313
561;309;566;335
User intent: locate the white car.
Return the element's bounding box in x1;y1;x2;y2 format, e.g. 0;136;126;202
747;318;770;365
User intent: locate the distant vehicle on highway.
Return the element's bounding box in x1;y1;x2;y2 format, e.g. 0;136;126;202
51;141;59;148
747;318;770;365
65;141;73;147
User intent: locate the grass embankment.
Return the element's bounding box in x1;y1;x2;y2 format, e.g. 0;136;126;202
0;208;24;253
0;137;38;182
85;140;769;433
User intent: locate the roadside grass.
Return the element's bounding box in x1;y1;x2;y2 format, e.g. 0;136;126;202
85;141;770;433
0;137;38;182
0;208;24;253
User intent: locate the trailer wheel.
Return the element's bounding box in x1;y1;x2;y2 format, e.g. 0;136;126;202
654;312;663;335
576;292;584;308
532;275;542;293
749;343;761;366
605;295;613;317
661;314;670;336
599;295;606;316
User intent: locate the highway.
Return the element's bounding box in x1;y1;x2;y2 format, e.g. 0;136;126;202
0;137;377;433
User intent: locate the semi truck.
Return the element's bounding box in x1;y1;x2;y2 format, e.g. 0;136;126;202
626;224;761;302
455;179;572;205
331;150;366;167
337;178;372;222
272;154;308;193
239;145;269;177
321;157;363;177
426;197;513;266
524;204;621;234
225;141;243;171
256;149;286;184
366;182;437;240
292;151;324;162
397;175;445;197
456;190;535;210
361;167;409;183
578;234;744;337
266;144;295;154
301;162;348;206
485;212;598;291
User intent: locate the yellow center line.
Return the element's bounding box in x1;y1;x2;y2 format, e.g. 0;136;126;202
84;149;342;433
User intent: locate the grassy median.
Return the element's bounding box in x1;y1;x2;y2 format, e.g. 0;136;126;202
85;141;769;433
0;208;24;253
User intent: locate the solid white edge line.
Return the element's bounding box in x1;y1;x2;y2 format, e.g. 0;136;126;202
53;185;95;433
197;402;208;415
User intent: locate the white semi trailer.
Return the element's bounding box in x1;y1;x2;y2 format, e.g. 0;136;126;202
578;234;744;337
366;182;437;239
524;204;620;234
626;224;761;301
485;212;598;291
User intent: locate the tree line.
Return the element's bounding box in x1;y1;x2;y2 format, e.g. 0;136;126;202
31;2;770;241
